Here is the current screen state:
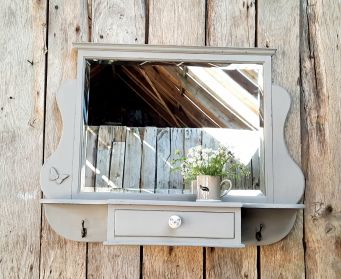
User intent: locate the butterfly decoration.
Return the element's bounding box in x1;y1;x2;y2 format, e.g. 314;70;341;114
199;185;210;192
49;167;70;184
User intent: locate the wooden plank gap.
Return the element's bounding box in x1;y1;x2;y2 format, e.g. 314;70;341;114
145;0;149;44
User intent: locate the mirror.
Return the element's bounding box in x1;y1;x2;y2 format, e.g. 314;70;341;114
80;60;265;195
81;59;265;197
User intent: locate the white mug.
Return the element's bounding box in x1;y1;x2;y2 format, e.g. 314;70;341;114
196;175;232;201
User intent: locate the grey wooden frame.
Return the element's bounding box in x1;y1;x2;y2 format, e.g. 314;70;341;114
75;46;275;202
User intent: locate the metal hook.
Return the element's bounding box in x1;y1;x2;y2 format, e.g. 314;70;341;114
81;220;87;238
255;224;264;241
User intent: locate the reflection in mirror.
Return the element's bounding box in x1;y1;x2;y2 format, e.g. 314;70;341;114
81;60;264;195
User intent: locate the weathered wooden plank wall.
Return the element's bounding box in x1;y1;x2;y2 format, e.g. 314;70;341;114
1;0;341;279
0;1;46;278
86;126;255;192
258;1;305;278
301;1;341;278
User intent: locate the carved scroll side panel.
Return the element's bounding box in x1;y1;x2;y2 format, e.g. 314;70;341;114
272;85;304;203
41;80;78;198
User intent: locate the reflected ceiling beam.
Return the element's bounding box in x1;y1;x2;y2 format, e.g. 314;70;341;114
140;66;219;128
121;67;194;127
117;72;185;127
187;67;260;130
121;66;180;127
123;66;207;127
225;69;259;97
157;66;249;130
138;67;181;127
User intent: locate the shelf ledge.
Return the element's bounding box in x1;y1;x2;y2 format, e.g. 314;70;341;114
40;199;304;209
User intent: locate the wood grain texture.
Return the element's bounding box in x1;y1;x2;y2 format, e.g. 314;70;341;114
123;127;142;189
258;1;305;278
95;126;115;189
141;127;157;192
0;0;45;278
40;1;90;278
170;128;184;193
109;126;127;189
184;128;202;192
148;0;206;45
207;0;256;47
87;246;140;279
143;246;203;279
205;0;257;277
156;128;171;192
84;126;98;191
206;247;257;279
261;211;304;279
92;0;145;43
87;1;145;277
301;1;341;278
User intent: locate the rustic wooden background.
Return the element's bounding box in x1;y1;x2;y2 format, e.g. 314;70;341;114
1;0;340;278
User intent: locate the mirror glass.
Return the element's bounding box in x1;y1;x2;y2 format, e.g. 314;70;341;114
81;60;265;195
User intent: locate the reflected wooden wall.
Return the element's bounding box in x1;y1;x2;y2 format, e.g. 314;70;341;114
84;126;257;193
1;0;341;278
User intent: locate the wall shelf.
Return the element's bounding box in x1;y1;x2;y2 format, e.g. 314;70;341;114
41;198;304;209
40;45;305;248
41;199;303;247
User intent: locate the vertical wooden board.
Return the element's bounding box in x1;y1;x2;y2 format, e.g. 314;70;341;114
207;0;256;47
0;0;45;278
41;1;89;278
257;1;304;278
143;246;203;279
87;246;140;279
251;151;260;190
40;220;86;279
92;0;145;43
206;247;257;279
88;1;145;278
261;211;304;279
205;0;257;277
184;128;202;192
301;1;341;278
148;0;206;45
169;128;184;193
156;128;171;192
201;129;219;150
84;126;99;191
184;128;202;153
109;126;127;190
95;126;115;190
141;127;157;193
123;127;142;190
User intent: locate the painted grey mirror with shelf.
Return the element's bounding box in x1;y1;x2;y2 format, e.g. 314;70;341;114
40;44;304;247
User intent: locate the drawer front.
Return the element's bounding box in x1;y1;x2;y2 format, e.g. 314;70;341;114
114;210;235;239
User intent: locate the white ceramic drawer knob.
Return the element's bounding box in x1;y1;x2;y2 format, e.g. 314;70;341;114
168;215;182;229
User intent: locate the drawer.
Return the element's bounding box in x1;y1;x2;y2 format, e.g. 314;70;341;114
114;210;235;239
